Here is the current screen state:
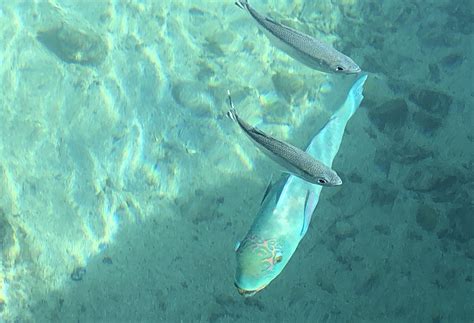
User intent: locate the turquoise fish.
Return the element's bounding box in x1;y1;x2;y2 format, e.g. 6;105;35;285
234;74;368;296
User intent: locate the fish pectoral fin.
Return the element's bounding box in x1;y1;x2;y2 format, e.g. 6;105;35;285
301;190;316;236
234;240;241;252
260;174;274;205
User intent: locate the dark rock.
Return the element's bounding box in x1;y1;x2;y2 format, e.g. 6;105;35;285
370;183;398;207
367;98;409;132
356;272;379;295
443;1;474;35
214;294;236;308
208;311;226;323
440;54;464;69
404;164;461;195
171;81;214;117
417;22;458;47
316;276;336;294
416;204;439;232
374;224;391;235
334;220;357;240
448;205;474;242
102;257;113;265
391;141;433;164
432;314;443;323
408;89;452;116
404;165;438;192
0;210;14;256
412;111;442;134
374;148;392;175
70;267;87;281
271;72;305;104
197;64;215;82
204;38;224;57
430;175;462;203
429;64;440;83
407;230;423;241
37;23;108;66
348;172;363;183
437;228;449;239
466;241;474;259
243;298;265;311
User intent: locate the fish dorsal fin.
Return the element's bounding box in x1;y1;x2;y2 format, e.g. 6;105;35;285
301;190;316;236
248;124;271;138
263;16;314;42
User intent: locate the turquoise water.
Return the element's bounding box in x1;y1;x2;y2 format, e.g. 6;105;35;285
0;0;472;322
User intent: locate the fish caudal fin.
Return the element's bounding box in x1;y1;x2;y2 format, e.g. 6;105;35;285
234;0;249;10
226;108;238;122
226;90;238;122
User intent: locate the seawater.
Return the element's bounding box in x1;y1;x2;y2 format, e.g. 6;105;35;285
0;0;472;322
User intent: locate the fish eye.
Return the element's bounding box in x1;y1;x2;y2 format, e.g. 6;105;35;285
275;255;283;263
318;178;328;184
336;66;344;71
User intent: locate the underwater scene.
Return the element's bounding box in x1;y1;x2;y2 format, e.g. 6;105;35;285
0;0;473;322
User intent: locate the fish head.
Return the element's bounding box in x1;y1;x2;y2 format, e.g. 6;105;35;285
314;169;342;186
309;165;342;186
331;56;361;74
234;235;286;297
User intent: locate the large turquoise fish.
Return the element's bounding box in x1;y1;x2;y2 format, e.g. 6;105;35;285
234;74;368;296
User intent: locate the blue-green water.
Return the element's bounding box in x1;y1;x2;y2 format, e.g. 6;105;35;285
0;0;472;322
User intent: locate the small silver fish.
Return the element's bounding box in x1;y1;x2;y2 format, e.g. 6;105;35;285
235;0;361;74
226;91;342;186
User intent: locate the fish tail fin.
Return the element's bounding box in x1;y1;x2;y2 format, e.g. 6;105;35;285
226;90;239;122
235;0;249;10
226;108;238;122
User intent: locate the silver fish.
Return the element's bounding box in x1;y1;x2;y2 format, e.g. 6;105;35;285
226;91;342;186
235;0;361;74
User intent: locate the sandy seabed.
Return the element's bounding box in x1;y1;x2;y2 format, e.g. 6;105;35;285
0;0;472;322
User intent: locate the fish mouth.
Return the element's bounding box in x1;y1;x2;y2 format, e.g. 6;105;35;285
234;282;267;297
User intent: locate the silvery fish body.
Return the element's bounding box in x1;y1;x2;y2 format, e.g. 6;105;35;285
235;0;361;74
226;96;342;187
234;74;368;297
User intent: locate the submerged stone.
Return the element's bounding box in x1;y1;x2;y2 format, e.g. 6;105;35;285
412;111;442;134
171;81;214;117
440;54;464;69
408;89;452;116
37;23;108;66
70;266;87;281
448;205;474;242
404;164;442;192
391;141;433;164
367;98;408;132
271;72;306;104
416;204;439;232
370;183;398;207
373;148;391;176
0;208;15;262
